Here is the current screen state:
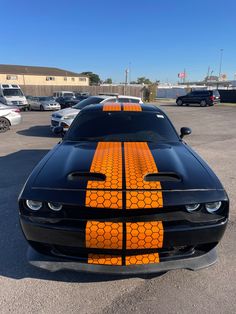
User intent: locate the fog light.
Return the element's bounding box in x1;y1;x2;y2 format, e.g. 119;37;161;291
26;200;42;211
185;203;200;213
48;202;62;211
205;201;222;213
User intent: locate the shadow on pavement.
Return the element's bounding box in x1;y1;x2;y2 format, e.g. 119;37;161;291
17;125;60;138
0;149;165;283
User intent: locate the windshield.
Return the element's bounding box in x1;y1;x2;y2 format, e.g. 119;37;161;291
63;93;74;97
39;97;54;101
66;111;179;142
73;97;104;109
3;89;23;97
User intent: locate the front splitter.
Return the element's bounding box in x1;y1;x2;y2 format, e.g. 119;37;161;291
27;247;217;275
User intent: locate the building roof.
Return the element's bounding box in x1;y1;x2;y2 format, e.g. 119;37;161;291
0;64;87;77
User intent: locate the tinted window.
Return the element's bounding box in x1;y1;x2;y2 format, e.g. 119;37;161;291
119;98;140;103
73;97;104;109
3;89;23;96
213;90;220;97
39;97;54;101
104;98;116;103
66;111;179;142
118;98;130;102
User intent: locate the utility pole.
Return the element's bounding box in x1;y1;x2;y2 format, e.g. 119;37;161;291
206;66;210;80
218;49;224;80
124;68;129;95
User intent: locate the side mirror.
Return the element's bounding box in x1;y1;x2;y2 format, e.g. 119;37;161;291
180;127;192;139
52;126;64;137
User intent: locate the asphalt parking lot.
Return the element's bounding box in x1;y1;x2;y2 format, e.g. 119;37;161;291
0;103;235;314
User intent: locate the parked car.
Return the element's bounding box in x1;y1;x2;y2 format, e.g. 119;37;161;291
27;96;61;111
56;96;82;109
19;102;229;274
0;84;28;111
53;91;75;98
0;103;22;132
51;95;143;130
74;91;90;99
176;90;220;107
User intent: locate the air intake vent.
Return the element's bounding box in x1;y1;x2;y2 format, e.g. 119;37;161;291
144;173;182;182
67;172;106;182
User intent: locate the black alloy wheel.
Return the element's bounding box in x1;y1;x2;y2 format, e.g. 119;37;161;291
200;100;207;107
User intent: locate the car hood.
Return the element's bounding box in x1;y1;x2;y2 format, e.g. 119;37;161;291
21;141;226;207
52;107;79;118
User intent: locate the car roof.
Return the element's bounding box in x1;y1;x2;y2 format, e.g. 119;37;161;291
89;95;141;100
81;102;164;113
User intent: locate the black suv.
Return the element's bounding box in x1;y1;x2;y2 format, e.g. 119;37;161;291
176;90;220;107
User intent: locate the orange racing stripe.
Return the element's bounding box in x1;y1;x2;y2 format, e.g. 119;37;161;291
86;221;123;249
88;254;122;265
126;221;164;249
124;142;163;209
86;142;122;209
125;253;160;265
123;103;142;111
103;103;121;111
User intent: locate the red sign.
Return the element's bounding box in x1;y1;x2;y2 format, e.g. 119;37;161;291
178;72;186;79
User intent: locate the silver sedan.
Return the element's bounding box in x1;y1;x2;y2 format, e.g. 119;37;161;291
0;103;22;133
28;96;61;111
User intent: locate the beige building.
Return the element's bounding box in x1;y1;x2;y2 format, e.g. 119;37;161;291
0;64;89;86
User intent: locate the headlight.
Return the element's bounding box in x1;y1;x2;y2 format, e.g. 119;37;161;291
48;202;62;211
64;114;76;119
185;203;200;213
205;201;222;213
26;200;42;211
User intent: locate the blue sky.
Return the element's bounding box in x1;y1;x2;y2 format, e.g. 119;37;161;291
0;0;235;83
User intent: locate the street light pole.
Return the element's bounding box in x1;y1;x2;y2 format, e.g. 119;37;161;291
218;49;224;80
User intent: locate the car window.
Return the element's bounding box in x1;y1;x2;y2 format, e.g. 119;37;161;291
118;98;130;103
73;97;104;109
104;98;116;103
213;90;220;97
66;111;179;142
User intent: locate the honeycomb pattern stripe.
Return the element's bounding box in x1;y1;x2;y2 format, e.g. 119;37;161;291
126;253;160;265
86;142;122;209
103;103;121;111
88;254;122;265
126;221;164;249
86;221;123;249
124;142;163;209
123;103;142;111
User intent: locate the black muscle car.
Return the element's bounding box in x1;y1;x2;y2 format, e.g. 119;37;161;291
18;102;229;274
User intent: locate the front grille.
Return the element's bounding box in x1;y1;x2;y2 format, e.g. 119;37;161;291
50;245;196;262
51;120;59;126
12;101;23;105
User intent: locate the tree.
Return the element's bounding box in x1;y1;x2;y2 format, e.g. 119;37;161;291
104;78;112;84
137;77;153;85
81;72;101;85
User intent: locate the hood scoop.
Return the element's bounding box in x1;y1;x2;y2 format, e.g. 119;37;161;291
67;172;106;182
144;173;182;182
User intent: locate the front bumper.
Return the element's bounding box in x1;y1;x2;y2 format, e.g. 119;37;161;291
50;118;72;131
28;246;217;274
9;114;22;126
20;215;227;273
44;106;61;111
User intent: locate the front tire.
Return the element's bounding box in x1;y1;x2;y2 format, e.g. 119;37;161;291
40;105;44;111
200;100;207;107
177;99;183;106
0;117;10;133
